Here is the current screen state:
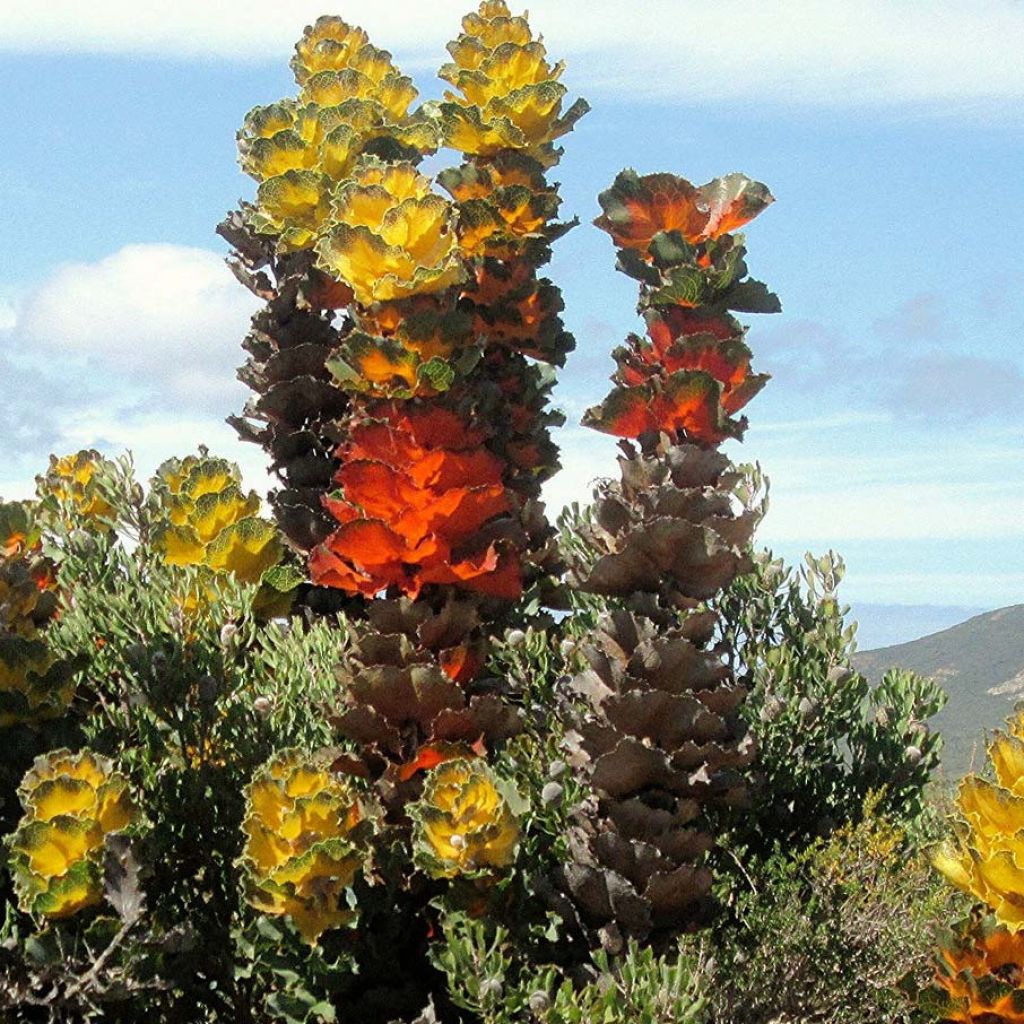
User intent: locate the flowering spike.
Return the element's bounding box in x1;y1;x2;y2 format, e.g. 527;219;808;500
556;168;776;943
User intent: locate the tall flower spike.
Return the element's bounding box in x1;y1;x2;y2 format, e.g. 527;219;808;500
226;16;442;566
435;1;586;604
7;749;138;918
239;749;376;944
555;167;776;949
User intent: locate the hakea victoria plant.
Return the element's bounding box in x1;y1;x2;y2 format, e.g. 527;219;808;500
552;170;779;950
223;1;587;818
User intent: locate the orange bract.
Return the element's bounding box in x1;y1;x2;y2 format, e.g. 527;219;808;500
933;919;1024;1023
310;404;521;599
595;170;774;253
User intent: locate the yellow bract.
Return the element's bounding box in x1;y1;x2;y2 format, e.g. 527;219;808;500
151;455;282;585
291;16;372;85
935;719;1024;928
7;749;138;919
317;163;464;307
0;652;74;728
250;170;333;253
932;918;1024;1023
239;16;439;252
411;758;519;879
440;2;586;162
240;750;373;944
39;450;115;523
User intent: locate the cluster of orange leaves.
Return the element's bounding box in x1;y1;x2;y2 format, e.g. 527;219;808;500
588;172;774;444
310;404;521;600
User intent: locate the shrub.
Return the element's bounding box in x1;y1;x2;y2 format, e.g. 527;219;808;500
707;793;967;1024
717;549;946;854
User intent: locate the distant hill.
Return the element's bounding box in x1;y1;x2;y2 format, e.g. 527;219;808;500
853;605;1024;780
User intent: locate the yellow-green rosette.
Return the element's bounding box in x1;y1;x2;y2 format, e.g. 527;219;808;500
238;750;375;944
439;0;588;165
410;757;520;880
7;749;139;919
316;161;465;307
151;455;282;586
37;450;116;524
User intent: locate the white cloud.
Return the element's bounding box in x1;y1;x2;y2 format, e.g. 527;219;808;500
18;244;259;412
0;1;1022;110
0;243;266;499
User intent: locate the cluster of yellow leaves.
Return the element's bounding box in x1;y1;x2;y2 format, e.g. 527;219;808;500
316;162;465;307
151;455;282;585
6;750;138;918
0;502;74;728
239;750;374;944
38;450;115;524
410;757;519;880
241;16;437;251
935;716;1024;928
439;0;588;163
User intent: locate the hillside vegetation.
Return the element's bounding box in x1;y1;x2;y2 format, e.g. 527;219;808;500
855;604;1024;778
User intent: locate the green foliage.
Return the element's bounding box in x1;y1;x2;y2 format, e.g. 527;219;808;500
717;549;947;853
432;913;709;1024
706;793;969;1024
0;452;352;1021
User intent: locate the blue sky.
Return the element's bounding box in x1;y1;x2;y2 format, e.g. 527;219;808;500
1;1;1022;642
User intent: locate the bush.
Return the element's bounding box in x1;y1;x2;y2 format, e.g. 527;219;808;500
706;793;969;1024
717;550;946;854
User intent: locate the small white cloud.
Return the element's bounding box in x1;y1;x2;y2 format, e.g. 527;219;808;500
541;427;621;516
0;243;266;497
18;243;259;413
0;1;1022;111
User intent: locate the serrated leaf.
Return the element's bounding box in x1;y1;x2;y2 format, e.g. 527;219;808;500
261;563;306;592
